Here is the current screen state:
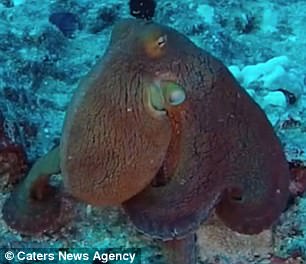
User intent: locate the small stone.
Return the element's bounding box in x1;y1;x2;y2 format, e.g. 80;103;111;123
262;65;286;89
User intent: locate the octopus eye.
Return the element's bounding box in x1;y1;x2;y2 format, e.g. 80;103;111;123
143;31;167;58
147;81;186;113
157;35;167;48
167;87;186;106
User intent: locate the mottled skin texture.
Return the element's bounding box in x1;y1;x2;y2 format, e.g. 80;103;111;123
122;19;289;239
2;19;290;263
60;32;172;205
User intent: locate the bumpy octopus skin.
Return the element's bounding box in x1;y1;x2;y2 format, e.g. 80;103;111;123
2;18;289;253
60;21;173;206
121;19;290;239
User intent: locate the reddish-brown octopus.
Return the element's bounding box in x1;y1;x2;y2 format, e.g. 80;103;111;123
2;19;290;263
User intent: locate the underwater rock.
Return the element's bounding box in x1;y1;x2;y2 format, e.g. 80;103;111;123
241;56;289;89
262;91;287;108
49;12;81;38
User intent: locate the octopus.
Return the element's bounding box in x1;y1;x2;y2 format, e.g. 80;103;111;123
1;18;290;263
